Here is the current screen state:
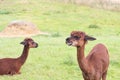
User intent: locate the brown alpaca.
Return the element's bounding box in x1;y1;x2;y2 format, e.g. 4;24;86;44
0;38;38;75
66;31;109;80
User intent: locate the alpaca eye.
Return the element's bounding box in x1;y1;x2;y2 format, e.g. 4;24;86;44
32;42;34;44
74;36;80;40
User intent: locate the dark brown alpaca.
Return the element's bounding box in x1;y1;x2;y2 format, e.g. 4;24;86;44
66;31;109;80
0;38;38;75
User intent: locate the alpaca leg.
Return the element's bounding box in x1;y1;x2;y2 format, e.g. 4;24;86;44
8;71;16;75
82;76;89;80
95;73;101;80
9;71;21;75
15;69;21;74
82;76;87;80
17;71;21;74
102;71;107;80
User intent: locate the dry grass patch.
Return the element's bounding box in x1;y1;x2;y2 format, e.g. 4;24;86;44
0;20;49;37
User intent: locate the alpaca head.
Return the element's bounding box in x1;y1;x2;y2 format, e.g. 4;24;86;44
20;38;38;48
66;31;96;47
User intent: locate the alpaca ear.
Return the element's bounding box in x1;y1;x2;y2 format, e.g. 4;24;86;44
85;35;96;41
20;41;26;45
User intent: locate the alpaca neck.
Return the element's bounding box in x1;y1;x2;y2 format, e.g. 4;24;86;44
77;45;88;72
18;45;29;65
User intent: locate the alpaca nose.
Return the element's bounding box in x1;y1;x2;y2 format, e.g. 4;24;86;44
66;37;70;42
35;43;38;48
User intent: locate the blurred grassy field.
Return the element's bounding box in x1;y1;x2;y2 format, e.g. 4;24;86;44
0;0;120;80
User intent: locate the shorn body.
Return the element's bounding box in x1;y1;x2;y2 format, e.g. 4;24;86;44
0;38;38;75
66;31;109;80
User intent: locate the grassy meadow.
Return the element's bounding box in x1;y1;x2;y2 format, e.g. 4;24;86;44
0;0;120;80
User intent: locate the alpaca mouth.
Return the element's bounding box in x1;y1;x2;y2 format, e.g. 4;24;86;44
67;43;72;46
66;42;72;46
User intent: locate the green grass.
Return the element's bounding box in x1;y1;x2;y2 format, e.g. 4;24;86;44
0;0;120;80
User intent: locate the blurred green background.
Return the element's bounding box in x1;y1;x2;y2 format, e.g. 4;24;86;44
0;0;120;80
